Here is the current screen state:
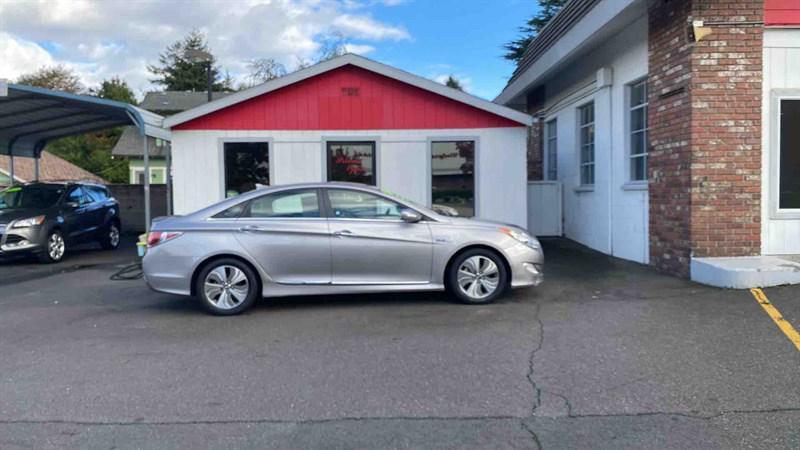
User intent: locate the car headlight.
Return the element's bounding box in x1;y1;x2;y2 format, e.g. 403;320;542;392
12;215;46;228
499;227;541;250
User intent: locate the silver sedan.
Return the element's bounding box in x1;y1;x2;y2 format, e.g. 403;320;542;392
143;183;544;315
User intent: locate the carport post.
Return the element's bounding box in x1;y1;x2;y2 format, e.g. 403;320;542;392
8;154;13;185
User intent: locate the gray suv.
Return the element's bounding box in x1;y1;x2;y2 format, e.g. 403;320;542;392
0;182;121;263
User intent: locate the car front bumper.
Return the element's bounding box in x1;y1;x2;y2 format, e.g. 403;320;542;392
507;243;545;288
0;225;48;257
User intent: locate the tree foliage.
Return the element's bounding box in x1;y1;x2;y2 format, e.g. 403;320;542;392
148;30;233;92
503;0;568;63
91;76;137;104
16;65;83;93
444;75;464;91
245;58;287;88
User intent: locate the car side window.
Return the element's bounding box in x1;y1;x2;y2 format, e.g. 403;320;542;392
213;202;248;219
85;186;107;203
245;189;320;218
66;187;88;205
327;189;403;220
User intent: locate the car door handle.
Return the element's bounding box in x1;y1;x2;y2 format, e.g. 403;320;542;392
240;225;267;233
332;229;354;237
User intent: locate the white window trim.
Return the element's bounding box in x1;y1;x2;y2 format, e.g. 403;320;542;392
544;119;558;181
217;138;275;201
577;101;595;188
131;167;166;184
770;90;800;220
627;77;649;184
426;136;481;217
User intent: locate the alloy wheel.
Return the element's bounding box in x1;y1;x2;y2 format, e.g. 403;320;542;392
457;255;500;300
109;224;120;248
48;232;65;261
203;265;250;310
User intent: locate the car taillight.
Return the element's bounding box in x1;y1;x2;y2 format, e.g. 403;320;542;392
147;231;183;247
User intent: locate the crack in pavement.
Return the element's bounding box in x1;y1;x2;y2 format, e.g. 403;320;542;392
526;299;545;417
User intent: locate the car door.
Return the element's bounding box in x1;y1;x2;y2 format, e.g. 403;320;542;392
82;186;107;234
233;188;332;285
325;188;433;284
61;186;91;242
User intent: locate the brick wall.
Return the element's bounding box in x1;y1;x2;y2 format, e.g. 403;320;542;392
690;0;763;258
648;0;694;276
648;0;763;277
526;87;546;181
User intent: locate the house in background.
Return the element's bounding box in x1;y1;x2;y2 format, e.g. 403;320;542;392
162;54;532;227
112;91;231;184
497;0;800;287
0;151;105;187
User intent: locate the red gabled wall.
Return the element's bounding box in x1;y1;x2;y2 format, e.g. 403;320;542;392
174;65;523;130
765;0;800;26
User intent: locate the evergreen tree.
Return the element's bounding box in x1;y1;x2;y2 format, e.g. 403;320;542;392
504;0;568;64
444;75;464;91
148;30;231;91
92;76;137;104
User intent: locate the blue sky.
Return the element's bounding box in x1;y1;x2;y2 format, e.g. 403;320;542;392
0;0;538;101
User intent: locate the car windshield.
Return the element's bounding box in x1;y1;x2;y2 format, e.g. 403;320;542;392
0;185;64;210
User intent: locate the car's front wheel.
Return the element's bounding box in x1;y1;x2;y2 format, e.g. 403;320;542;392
38;229;66;264
447;249;508;304
195;259;259;315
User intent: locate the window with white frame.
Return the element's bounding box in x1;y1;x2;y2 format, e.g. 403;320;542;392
545;119;557;180
629;79;649;181
779;98;800;209
578;102;595;186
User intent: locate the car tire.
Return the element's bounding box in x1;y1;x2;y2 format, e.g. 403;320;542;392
38;229;66;264
195;258;259;315
99;221;121;250
447;248;508;305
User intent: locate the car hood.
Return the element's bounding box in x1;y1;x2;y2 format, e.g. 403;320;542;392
0;208;47;225
442;216;524;231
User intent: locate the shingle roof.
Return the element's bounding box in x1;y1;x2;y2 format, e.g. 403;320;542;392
0;151;106;185
139;91;233;114
111;126;169;157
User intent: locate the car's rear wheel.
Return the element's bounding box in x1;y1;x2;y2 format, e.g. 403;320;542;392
99;221;121;250
38;230;66;264
447;249;508;304
195;259;259;315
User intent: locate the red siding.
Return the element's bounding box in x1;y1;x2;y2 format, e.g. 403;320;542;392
765;0;800;26
174;65;522;130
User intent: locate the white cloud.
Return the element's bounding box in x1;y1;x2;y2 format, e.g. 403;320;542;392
0;0;410;96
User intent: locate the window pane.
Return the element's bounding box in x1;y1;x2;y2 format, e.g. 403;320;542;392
214;202;247;219
328;142;375;185
780;99;800;209
631;131;646;156
631;81;647;106
247;189;320;218
328;189;403;219
224;142;270;198
631;107;646;132
432;141;475;217
631;155;647;181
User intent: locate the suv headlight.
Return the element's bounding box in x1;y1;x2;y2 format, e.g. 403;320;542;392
499;227;541;250
12;215;46;228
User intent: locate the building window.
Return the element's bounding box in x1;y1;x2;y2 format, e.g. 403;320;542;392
629;79;649;181
224;142;270;198
431;140;475;217
327;142;376;185
780;99;800;209
578;102;595;186
545;119;557;180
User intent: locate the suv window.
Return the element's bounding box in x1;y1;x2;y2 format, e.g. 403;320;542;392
245;189;320;218
327;189;403;220
66;186;89;205
85;186;108;203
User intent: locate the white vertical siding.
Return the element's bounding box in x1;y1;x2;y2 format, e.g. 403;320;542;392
170;127;528;227
538;15;649;263
762;29;800;255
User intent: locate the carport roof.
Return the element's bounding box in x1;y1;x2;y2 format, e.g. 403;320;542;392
0;81;168;158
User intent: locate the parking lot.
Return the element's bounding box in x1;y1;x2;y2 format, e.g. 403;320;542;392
1;239;799;449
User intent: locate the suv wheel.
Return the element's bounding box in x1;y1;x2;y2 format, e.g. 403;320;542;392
195;259;259;315
447;249;508;304
39;230;66;264
100;221;121;250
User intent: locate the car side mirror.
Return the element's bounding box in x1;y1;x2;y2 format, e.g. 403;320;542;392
400;209;422;223
66;201;79;209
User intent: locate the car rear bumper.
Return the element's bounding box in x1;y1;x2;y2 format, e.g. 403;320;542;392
142;245;193;296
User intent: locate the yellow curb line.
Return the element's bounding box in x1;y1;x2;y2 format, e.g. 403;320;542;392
750;288;800;352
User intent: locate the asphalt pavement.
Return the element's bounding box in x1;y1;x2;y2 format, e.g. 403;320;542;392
0;239;798;449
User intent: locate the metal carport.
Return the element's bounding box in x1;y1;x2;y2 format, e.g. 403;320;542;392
0;80;169;232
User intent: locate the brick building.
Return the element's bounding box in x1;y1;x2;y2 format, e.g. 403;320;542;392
496;0;800;287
